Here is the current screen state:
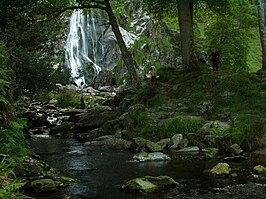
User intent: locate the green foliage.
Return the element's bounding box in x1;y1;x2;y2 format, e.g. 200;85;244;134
50;90;80;108
214;74;265;115
207;127;242;149
247;29;262;72
123;105;150;139
160;116;206;138
135;83;164;107
174;71;265;119
0;41;14;128
143;0;177;20
0;157;26;199
233;114;266;150
0;118;29;157
204;0;257;72
0;0;68;94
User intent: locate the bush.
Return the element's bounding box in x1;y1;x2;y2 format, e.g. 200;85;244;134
0;157;26;199
122;104;151;139
53;89;80;108
0;118;29;157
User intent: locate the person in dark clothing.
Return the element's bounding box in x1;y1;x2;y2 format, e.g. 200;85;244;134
80;94;85;109
209;49;220;71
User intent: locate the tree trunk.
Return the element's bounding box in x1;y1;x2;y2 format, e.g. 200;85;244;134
104;0;141;88
257;0;266;70
177;0;198;70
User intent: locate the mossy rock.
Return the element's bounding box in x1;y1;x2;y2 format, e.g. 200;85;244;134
46;174;79;186
122;176;180;191
15;157;47;177
122;178;157;191
133;152;170;162
27;178;58;193
210;162;231;176
144;176;179;187
253;165;266;174
146;141;163;152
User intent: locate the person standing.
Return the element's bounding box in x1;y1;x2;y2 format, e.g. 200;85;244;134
80;94;85;109
209;49;220;71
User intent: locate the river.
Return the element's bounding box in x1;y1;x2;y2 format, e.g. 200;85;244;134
28;136;257;199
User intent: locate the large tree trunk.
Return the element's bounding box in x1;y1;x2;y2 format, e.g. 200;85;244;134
104;0;141;88
177;0;198;70
257;0;266;70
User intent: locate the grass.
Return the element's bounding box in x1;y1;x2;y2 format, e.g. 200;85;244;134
160;116;206;139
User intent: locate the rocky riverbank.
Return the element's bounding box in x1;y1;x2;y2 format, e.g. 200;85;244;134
18;75;266;198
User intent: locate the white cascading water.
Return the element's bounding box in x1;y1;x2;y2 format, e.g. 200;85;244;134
65;10;102;87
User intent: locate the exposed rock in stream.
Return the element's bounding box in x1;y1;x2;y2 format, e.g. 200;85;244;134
210;162;231;177
132;151;170;162
15;156;78;194
122;176;180;191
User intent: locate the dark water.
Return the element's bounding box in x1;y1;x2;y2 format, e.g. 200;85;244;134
28;136;256;199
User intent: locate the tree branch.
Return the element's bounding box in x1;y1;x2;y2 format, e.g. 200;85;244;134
51;3;107;20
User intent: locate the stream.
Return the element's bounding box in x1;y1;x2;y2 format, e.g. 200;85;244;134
28;136;258;199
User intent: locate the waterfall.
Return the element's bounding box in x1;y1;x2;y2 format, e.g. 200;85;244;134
65;10;103;87
65;9;139;87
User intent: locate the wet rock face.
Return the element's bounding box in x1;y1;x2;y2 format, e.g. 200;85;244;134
92;69;116;90
74;110;116;132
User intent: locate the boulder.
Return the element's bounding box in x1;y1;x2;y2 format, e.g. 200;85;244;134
253;165;266;174
202;148;219;159
170;134;183;149
177;138;189;149
48;99;58;105
156;138;171;149
133;152;170;162
84;138;132;150
146;141;163;152
27;179;58;193
122;176;180;191
122;178;156;191
131;137;148;151
204;135;217;146
197;100;214;115
15;157;47;177
50;122;75;137
210;162;231;176
199;121;230;135
74;110;116;131
177;146;199;152
227;143;243;155
95;135;116;141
